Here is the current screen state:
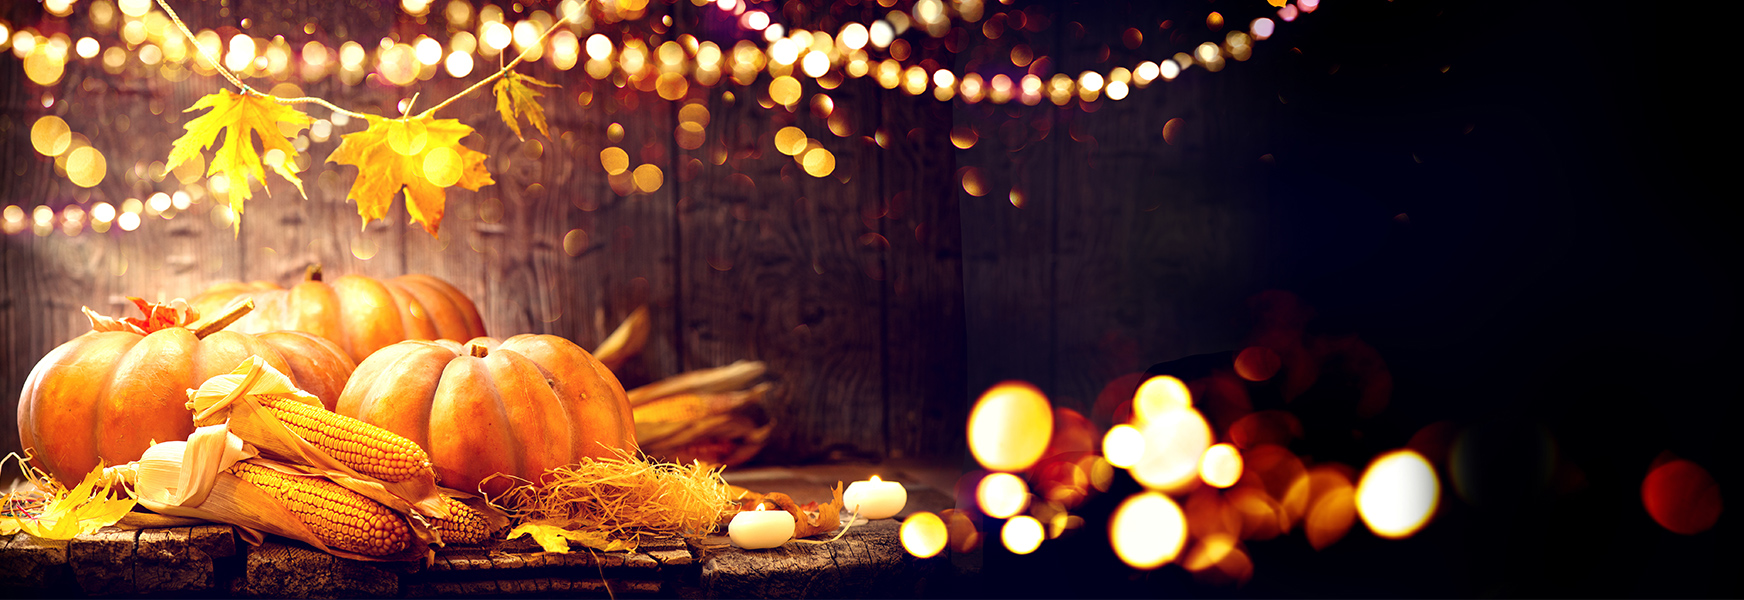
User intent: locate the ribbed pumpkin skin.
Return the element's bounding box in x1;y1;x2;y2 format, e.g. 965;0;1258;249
16;329;355;485
190;273;487;363
336;335;636;497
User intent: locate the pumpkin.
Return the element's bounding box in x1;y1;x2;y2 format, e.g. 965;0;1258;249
16;298;356;484
335;335;637;496
189;265;487;363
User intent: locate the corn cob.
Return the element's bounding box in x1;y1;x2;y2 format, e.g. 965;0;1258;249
255;395;432;483
228;461;412;556
430;496;493;545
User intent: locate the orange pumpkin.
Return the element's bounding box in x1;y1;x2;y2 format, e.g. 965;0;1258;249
335;335;636;496
16;298;356;484
189;265;487;362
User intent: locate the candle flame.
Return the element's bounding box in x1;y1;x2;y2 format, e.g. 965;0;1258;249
755;503;767;511
870;475;882;483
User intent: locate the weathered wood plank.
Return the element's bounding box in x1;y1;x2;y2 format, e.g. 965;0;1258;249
68;527;138;596
231;540;405;598
678;76;886;461
879;90;968;460
0;532;72;591
700;518;916;599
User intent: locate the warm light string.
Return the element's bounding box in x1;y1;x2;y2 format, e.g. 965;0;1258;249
3;0;1318;237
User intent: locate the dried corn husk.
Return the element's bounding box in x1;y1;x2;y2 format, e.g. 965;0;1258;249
593;305;650;372
627;361;767;406
106;429;438;562
185;356;447;518
632;379;773;467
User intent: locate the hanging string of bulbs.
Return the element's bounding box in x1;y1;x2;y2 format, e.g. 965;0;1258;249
2;0;1322;237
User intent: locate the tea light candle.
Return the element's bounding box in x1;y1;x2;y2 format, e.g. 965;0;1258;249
728;504;795;549
843;475;908;520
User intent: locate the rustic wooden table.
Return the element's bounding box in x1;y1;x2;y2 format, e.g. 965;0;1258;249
1;462;978;598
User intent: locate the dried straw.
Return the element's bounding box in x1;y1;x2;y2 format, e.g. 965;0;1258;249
485;449;734;544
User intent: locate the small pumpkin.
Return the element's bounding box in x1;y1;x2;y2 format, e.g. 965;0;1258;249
336;335;636;497
189;265;487;362
16;298;356;484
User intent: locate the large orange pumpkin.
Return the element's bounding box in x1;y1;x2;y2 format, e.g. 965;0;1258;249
16;298;356;484
335;335;636;496
189;265;487;362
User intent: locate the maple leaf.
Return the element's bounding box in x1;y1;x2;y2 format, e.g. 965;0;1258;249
326;115;494;236
18;462;137;540
493;71;559;141
165;90;313;234
508;521;637;553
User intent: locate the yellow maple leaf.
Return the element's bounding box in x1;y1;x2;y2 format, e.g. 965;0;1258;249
165;90;313;234
494;71;559;141
18;462;137;540
507;521;637;554
326;115;494;236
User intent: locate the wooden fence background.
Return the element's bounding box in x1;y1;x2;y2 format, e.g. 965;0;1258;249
3;0;1317;465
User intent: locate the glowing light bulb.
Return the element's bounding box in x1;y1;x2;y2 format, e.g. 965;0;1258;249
1355;450;1439;539
976;472;1029;519
901;512;948;558
967;381;1054;472
1002;515;1044;554
1200;443;1243;488
1109;491;1186;569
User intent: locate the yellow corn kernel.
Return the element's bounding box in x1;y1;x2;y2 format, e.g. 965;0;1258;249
258;395;432;483
229;461;412;556
431;496;492;545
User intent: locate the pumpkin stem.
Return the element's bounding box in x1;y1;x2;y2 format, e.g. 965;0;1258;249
189;298;255;339
469;343;490;358
305;264;323;282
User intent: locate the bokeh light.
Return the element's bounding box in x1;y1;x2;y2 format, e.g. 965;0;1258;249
1130;407;1211;493
967;381;1054;472
901;512;948;558
1642;458;1722;535
1355;450;1439;539
1234;346;1281;381
977;472;1030;519
1132;375;1190;424
1200;443;1243;488
1002;515;1044;555
1103;424;1145;468
1110;491;1186;569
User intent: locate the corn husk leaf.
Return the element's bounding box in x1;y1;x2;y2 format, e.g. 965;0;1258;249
626;361;767;406
187;356;447;518
593;305;650;372
508;521;636;553
118;439;434;562
0;456;135;540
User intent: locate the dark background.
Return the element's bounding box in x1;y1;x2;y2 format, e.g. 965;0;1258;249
3;0;1737;596
960;0;1739;597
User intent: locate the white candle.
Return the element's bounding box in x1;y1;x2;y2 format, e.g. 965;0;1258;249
728;504;796;549
843;475;908;520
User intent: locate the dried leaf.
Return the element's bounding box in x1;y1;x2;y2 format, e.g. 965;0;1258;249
82;297;198;335
326;114;494;236
15;462;136;540
756;484;844;539
493;71;559;141
508;521;636;554
165;90;313;234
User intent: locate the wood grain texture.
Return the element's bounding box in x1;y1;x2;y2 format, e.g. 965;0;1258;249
3;0;988;467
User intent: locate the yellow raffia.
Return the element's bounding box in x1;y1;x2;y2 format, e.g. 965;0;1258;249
484;449;734;549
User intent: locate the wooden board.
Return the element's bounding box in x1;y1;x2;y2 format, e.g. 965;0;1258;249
0;0;969;465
